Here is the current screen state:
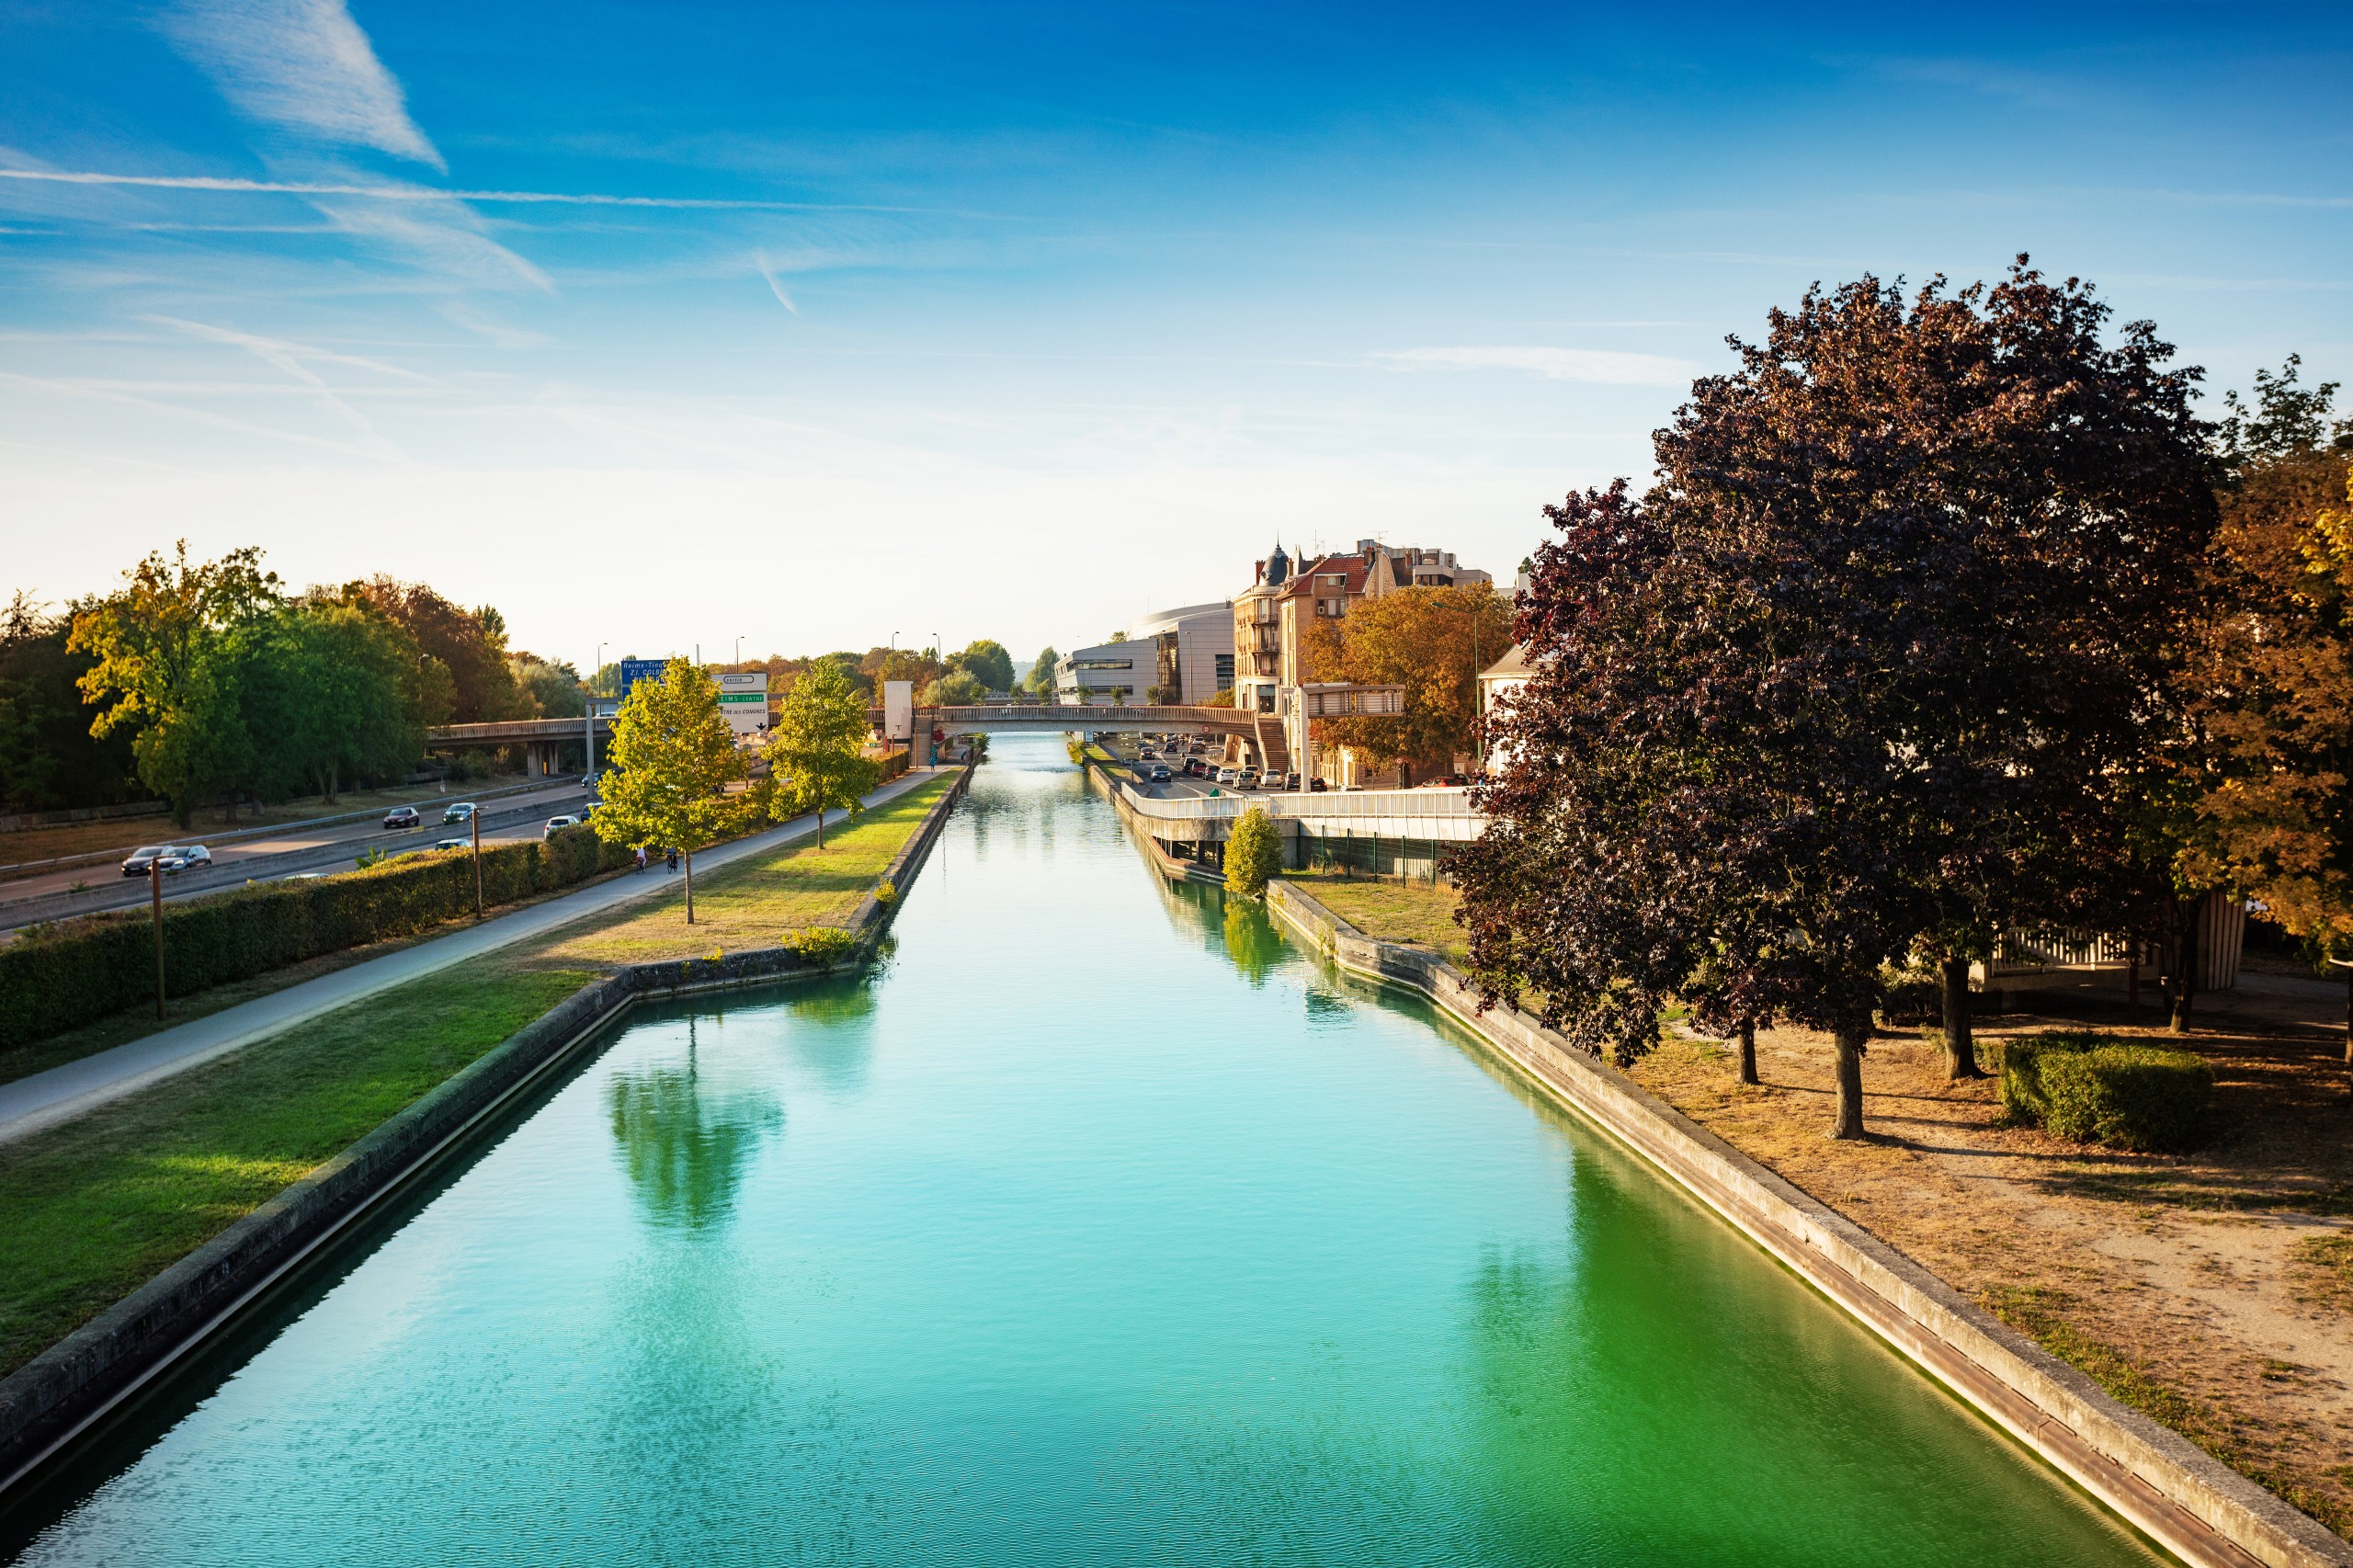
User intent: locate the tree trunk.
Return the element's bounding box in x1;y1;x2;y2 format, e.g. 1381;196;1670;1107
2170;897;2201;1034
1829;1028;1869;1141
684;847;695;924
815;790;825;849
1736;1020;1759;1085
2127;949;2142;1027
1939;955;1983;1079
2342;967;2351;1098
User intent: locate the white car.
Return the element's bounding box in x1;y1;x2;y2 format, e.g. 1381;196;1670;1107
1215;767;1238;786
543;815;580;838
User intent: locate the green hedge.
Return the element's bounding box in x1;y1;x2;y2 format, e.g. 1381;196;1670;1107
2000;1029;2211;1152
0;827;630;1052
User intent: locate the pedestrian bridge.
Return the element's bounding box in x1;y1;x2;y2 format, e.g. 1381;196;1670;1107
1109;778;1485;843
870;702;1263;739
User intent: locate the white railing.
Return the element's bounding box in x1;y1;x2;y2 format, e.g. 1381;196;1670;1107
1116;781;1481;824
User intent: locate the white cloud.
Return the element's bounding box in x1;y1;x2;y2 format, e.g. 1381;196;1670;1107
755;251;799;314
162;0;444;169
1375;345;1699;386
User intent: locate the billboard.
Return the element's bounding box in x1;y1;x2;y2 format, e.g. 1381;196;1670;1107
717;670;768;736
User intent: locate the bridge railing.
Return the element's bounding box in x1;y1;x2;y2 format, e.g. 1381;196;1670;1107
1115;781;1481;825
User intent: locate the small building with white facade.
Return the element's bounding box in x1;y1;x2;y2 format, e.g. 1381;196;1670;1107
1056;601;1234;706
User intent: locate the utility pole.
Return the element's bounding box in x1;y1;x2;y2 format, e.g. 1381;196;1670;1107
471;802;484;920
150;860;165;1019
586;640;604;783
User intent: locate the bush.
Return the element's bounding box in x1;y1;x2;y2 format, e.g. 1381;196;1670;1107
783;927;858;964
873;879;896;904
1877;960;1943;1027
0;825;631;1053
2000;1029;2211;1152
1224;807;1284;897
2041;1045;2213;1153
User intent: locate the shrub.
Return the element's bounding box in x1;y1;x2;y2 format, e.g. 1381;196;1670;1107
783;926;858;964
1876;960;1943;1027
873;879;897;904
1998;1029;2100;1124
1224;807;1284;897
0;825;630;1053
2040;1044;2213;1153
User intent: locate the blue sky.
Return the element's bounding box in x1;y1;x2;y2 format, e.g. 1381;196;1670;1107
4;2;2349;667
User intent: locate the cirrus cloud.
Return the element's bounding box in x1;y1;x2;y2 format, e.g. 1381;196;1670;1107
1375;345;1698;386
161;0;444;169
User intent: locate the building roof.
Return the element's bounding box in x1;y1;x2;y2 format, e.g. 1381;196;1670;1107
1277;553;1370;599
1478;642;1534;681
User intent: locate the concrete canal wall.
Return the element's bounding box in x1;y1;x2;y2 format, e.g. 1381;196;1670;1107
1263;879;2352;1568
0;766;973;1494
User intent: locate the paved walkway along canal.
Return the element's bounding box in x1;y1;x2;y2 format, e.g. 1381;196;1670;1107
0;736;2175;1566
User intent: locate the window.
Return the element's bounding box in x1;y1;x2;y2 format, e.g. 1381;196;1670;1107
1071;658;1133;671
1214;653;1234;691
1315;597;1346;617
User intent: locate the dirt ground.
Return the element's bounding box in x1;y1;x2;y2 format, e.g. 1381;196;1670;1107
1627;973;2353;1538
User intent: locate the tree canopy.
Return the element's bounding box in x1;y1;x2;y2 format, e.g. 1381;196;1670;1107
1453;262;2217;1137
592;657;756;922
949;639;1015;694
1304;584;1513;771
767;655;881;848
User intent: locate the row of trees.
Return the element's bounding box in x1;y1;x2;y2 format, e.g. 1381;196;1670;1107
1454;259;2352;1139
1;545;561;824
673;640;1027;718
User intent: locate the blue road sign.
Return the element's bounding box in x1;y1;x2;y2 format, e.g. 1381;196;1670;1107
618;659;666;696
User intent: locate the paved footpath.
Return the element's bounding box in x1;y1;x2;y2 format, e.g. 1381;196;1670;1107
0;769;942;1147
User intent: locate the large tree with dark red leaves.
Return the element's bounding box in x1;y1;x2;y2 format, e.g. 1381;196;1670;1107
1452;261;2215;1137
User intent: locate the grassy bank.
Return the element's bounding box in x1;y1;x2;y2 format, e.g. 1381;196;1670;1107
0;772;955;1380
1279;869;1467;964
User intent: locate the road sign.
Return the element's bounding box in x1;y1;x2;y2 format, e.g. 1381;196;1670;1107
617;659;665;697
717;670;768;735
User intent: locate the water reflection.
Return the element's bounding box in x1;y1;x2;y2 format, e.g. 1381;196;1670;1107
782;978;881;1096
607;1027;784;1231
1222;897;1282;986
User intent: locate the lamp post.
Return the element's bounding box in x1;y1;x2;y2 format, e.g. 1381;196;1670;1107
585;641;604;783
734;635;744;665
150;859;165;1019
471;799;484;920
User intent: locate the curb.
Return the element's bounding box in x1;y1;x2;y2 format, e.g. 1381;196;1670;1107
1263;878;2351;1568
0;765;973;1496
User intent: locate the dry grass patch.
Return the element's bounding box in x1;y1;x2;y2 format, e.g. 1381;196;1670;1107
1282;870;1466;963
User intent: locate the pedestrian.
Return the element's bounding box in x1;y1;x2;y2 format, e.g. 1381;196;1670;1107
666;848;678;873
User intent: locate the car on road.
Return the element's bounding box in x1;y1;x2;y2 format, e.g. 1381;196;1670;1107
443;801;477;824
120;846;172;877
1149;764;1172;782
434;836;470;851
543;815;580;838
157;845;211;873
1236;767;1261;790
1215;767;1237;786
383;805;421;830
1309;776;1329;792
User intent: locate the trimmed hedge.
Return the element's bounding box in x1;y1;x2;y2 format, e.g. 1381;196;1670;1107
2000;1029;2211;1152
0;827;630;1052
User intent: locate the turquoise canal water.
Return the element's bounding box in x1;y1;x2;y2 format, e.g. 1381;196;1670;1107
4;735;2165;1566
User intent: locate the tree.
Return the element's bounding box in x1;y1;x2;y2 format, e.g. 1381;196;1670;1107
949;639;1015;694
1224;807;1284;897
1454;263;2215;1137
0;594;140;811
767;655;881;849
929;670;985;707
1027;647;1060;699
2176;360;2353;1071
511;653;585;719
592;658;755;923
1304;584;1515;772
329;575;522;722
68;542;281;825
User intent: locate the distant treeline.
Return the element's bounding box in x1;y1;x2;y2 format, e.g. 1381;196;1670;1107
0;545;585;824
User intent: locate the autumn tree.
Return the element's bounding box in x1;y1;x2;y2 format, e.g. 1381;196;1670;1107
2175;359;2353;1068
68;542;282;825
767;655;881;849
330;575;520;722
1305;584;1514;773
593;658;756;922
1455;263;2215;1137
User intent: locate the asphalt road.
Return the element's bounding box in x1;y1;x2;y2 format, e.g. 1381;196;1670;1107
0;779;596;933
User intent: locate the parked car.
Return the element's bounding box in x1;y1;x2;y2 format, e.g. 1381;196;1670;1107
443;801;477;824
382;804;421;830
120;845;172;877
1236;767;1261;790
543;815;580;838
1149;764;1172;782
434;836;469;851
1309;776;1330;792
157;845;211;873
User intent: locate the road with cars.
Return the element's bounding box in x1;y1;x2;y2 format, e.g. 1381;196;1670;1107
0;778;597;935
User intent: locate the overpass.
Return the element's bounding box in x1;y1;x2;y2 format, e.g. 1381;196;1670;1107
425;702;1298;774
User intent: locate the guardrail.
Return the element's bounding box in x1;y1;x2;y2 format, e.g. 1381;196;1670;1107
1116;781;1482;826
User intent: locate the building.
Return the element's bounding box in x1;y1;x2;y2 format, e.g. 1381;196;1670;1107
1055;601;1234;706
1230;537;1494;778
1476;642;1534;775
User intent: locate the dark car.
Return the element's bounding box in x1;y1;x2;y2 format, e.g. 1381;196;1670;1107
383;805;422;829
120;845;171;877
1149;764;1172;782
1309;777;1330;792
157;845;212;873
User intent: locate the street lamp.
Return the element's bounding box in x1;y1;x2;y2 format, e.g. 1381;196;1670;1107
735;635;745;665
585;641;604;782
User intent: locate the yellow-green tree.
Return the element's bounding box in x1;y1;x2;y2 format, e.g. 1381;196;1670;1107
767;655;881;848
1224;806;1283;896
592;657;755;922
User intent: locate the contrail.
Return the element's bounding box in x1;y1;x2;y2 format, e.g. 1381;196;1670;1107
0;167;930;213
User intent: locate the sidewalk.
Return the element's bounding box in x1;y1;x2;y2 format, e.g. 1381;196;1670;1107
0;770;940;1147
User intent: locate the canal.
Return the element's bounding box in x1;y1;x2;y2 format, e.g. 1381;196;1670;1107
3;735;2165;1566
